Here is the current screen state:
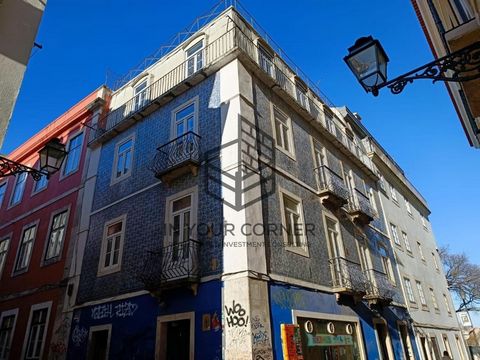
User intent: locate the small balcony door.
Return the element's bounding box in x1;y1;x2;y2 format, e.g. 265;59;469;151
133;80;148;112
171;195;192;262
186;40;204;77
170;102;196;166
314;145;326;188
325;216;346;287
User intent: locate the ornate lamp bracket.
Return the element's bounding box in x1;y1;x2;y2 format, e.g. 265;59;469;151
374;41;480;95
0;156;47;181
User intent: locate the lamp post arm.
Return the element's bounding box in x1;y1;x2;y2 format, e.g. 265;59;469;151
372;41;480;96
0;156;49;181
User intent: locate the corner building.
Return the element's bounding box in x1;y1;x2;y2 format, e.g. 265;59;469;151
68;3;456;359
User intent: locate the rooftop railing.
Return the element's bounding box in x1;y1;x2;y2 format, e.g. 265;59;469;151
90;22;374;173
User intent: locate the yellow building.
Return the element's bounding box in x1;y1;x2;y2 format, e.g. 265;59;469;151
410;0;480;147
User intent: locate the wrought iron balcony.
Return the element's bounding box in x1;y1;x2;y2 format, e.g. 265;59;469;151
329;257;369;296
347;189;377;226
315;165;349;208
363;269;395;306
150;132;201;184
138;239;200;293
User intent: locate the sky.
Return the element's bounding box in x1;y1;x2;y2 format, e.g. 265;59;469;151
3;0;480;290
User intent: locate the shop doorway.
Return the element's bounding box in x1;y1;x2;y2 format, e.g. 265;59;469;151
156;312;194;360
430;336;441;360
374;321;394;360
87;325;111;360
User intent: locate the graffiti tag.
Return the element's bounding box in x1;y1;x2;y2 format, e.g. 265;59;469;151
71;325;88;347
91;301;138;320
225;300;249;327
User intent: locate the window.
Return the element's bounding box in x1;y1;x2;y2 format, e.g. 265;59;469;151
443;335;452;357
0;182;6;207
258;43;274;76
133;79;148;111
379;244;396;284
186;39;204;77
10;172;27;206
378;174;386;192
295;80;309;111
32;169;48;194
389;183;398;202
273;107;294;156
449;0;474;23
24;305;49;360
405;199;412;216
0;238;9;277
402;232;412;252
63;132;84;176
280;191;307;253
390;223;401;246
0;311;16;360
173;100;196;138
15;225;36;272
443;294;452;314
416;281;427;306
45;211;68;261
432;252;440;271
98;216;125;275
455;336;466;360
404;278;415;303
368;187;378;213
421;215;428;230
100;217;125;272
417;241;425;261
113;137;134;181
170;194;192;261
325;216;344;268
430;288;439;310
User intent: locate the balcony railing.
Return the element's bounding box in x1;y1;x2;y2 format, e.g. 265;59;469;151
315;165;349;208
364;269;396;305
138;239;200;292
329;257;369;295
347;189;377;225
90;20;375;175
150;132;201;183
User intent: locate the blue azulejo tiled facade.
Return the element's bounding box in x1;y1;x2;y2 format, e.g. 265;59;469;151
68;281;222;360
269;283;420;360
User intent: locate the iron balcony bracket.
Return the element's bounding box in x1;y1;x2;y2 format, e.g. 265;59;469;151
0;156;48;181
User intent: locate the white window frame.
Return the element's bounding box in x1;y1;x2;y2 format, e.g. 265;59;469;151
432;252;440;271
21;301;52;360
87;324;112;360
389;183;398;203
443;293;452;314
405;199;413;217
271;105;295;159
9;172;28;207
390;223;401;246
42;207;70;264
61;130;84;178
279;188;308;256
164;186;198;247
111;134;135;184
12;222;38;275
185;37;205;77
402;231;412;253
132;78;149;112
404;277;416;304
0;235;11;279
416;281;427;307
257;40;275;77
378;243;396;285
430;288;439;310
0;181;8;208
0;308;18;360
421;215;429;231
170;97;199;140
97;215;127;276
417;241;426;261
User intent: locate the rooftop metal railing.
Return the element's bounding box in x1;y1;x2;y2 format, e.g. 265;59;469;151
91;22;374;172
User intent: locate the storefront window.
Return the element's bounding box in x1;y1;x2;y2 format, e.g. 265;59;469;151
298;317;362;360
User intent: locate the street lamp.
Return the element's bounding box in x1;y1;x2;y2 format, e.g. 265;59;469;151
344;36;480;96
0;138;68;181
